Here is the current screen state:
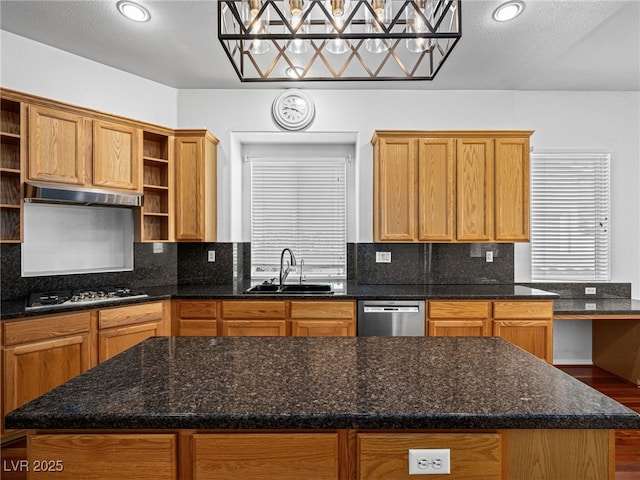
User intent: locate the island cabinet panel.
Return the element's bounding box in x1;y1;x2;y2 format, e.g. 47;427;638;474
427;301;492;337
1;311;92;436
173;300;218;336
493;301;553;363
192;433;339;480
28;434;177;480
220;320;287;337
290;301;356;337
27;105;86;185
98;301;167;362
357;432;502;480
507;429;613;480
220;300;287;336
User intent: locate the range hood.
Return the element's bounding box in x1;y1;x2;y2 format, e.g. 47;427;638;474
24;181;143;207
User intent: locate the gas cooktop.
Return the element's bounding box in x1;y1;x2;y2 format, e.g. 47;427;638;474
26;287;147;311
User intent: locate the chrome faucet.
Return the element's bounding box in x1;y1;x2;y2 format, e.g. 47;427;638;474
279;248;297;288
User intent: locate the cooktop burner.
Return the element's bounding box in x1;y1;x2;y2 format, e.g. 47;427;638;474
26;286;147;311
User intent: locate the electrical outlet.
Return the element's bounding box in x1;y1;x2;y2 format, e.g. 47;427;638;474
585;287;596;295
152;242;163;254
376;252;391;263
585;303;597;310
207;250;216;262
408;449;451;475
485;251;494;263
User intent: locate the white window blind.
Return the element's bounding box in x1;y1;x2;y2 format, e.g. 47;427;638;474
530;152;610;281
250;157;346;280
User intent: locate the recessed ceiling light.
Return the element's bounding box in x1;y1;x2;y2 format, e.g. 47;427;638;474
117;1;151;22
493;1;524;22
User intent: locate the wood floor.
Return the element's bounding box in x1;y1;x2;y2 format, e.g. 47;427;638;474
558;365;640;479
1;366;639;479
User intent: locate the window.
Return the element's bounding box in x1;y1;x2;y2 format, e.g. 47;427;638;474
249;156;347;280
530;152;610;281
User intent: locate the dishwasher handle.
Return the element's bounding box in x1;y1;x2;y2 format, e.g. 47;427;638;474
362;306;421;313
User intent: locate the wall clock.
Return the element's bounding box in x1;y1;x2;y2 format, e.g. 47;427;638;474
271;89;315;131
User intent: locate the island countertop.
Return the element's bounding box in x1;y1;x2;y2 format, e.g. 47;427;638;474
6;336;639;431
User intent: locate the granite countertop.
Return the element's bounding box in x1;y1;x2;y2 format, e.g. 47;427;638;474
5;336;640;431
0;283;559;320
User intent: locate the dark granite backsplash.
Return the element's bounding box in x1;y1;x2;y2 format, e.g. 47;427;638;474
522;282;631;299
1;241;515;300
356;243;514;284
0;243;178;301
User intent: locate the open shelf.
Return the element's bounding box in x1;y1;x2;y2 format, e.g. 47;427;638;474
0;98;23;242
140;130;172;242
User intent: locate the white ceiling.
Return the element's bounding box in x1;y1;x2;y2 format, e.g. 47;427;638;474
1;0;638;90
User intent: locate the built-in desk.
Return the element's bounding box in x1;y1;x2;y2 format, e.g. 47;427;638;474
554;298;640;386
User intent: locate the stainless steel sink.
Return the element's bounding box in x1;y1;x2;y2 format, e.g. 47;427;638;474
245;284;333;294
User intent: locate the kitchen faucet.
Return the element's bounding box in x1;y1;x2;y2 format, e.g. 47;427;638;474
279;248;297;288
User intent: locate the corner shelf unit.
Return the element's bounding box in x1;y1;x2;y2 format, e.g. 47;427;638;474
140;130;174;242
0;98;24;243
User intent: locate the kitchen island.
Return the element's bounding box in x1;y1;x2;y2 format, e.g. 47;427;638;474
5;336;639;480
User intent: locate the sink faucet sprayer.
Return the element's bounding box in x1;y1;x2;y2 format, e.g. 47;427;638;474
279;248;297;288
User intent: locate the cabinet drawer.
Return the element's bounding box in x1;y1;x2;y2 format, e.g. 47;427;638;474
176;300;217;319
193;433;339;480
493;301;553;319
221;301;286;319
428;301;490;319
98;302;163;329
3;311;91;346
177;319;218;336
29;433;177;480
290;301;355;319
358;432;502;480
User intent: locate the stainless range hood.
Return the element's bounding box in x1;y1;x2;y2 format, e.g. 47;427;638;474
24;181;143;207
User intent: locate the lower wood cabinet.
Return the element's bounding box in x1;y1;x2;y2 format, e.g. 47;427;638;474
24;428;612;480
358;432;502;480
28;433;177;480
173;300;356;337
98;302;167;362
428;300;554;362
192;433;339;480
1;311;93;436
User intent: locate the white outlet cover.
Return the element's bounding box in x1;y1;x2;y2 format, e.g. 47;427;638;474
153;242;164;253
408;449;451;475
376;251;391;263
485;251;494;262
585;287;597;295
208;250;216;262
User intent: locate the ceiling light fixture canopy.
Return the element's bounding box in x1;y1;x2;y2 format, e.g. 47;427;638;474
117;1;151;22
218;0;461;82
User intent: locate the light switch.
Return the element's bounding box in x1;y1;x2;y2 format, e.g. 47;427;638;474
153;242;163;254
376;252;391;263
208;250;216;262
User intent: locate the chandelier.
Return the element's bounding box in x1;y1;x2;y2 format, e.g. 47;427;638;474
218;0;461;81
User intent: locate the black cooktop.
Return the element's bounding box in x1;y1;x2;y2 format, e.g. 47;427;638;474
26;286;147;311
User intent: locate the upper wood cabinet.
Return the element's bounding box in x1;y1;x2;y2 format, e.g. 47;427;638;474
27;104;86;185
372;131;533;243
175;130;218;242
92;119;141;191
0;97;25;243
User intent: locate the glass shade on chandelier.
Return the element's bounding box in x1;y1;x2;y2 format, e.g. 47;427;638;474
218;0;462;81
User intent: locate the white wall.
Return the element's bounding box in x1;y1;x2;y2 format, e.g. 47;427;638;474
178;88;640;297
0;31;178;127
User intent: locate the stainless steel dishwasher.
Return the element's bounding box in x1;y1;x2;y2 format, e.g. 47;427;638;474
357;300;425;336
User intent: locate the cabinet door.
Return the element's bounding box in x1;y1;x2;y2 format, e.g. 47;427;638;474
418;138;456;241
93;119;141;191
290;301;356;336
29;433;177;480
428;301;491;337
456;138;494;241
374;137;417;241
493;320;552;363
494;137;529;241
28;105;86;185
174;300;218;336
98;322;163;362
3;334;91;432
220;320;287;337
